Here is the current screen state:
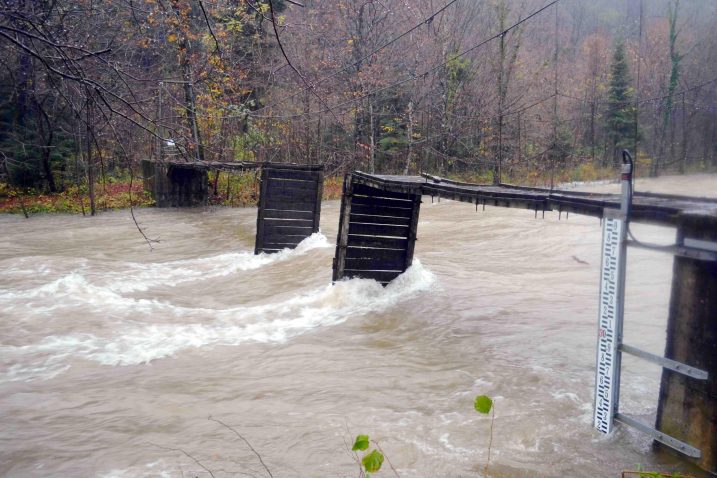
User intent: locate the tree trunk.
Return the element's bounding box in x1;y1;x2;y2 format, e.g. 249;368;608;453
495;27;505;184
304;91;311;164
212;171;220;196
86;99;96;216
680;92;687;174
404;100;413;175
316;117;322;165
178;38;205;162
590;101;596;163
36;108;57;192
369;99;375;174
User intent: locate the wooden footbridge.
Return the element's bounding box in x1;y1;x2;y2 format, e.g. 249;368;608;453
332;170;717;284
141;156;717;473
330;165;716;473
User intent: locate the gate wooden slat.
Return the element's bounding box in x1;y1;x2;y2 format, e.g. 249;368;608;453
348;234;408;249
263;218;315;228
344;256;407;271
255;166;323;254
351;195;413;208
348;222;410;238
333;172;421;285
263;209;316;220
350;203;414;218
345;247;407;260
352;183;414;200
264;198;316;211
267;169;319;181
349;213;411;226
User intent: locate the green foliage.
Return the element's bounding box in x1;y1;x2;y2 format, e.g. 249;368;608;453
361;449;384;474
0;80;75;192
474;395;493;414
625;467;690;478
234;121;271;161
351;434;384;476
208;171;260;206
352;434;370;452
377;117;408;154
446;53;470;108
547;127;574;168
474;394;495;475
663;1;682;127
605;40;638;163
0;180;153;214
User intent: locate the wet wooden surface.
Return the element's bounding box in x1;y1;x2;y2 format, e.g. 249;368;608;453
350;171;717;227
333;171;717;284
255;166;323;254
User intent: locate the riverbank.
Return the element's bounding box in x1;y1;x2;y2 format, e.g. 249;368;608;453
0;175;345;215
0;181;154;215
1;162;708;215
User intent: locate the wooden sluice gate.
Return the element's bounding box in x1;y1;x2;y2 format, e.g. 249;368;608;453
332;166;717;473
140;159;324;254
254;164;323;254
141;160;209;207
141;159;265;208
332;177;421;285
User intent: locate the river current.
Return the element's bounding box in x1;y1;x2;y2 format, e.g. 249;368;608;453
1;174;715;477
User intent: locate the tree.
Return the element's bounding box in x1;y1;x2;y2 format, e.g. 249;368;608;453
653;0;683;176
605;40;637;166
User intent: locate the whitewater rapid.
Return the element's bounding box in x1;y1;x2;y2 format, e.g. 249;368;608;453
0;233;435;382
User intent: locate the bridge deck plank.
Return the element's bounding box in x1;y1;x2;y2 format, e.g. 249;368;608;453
350;171;717;226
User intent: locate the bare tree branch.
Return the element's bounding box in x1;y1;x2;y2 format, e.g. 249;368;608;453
208;416;274;478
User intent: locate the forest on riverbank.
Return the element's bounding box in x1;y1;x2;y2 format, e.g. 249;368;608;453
1;0;716;214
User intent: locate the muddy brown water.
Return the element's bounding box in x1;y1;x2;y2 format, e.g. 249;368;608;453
1;174;716;477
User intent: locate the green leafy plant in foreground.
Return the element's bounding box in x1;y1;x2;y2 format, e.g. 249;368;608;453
352;434;385;477
623;466;694;478
474;394;495;476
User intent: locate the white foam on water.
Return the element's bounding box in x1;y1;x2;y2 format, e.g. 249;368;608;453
0;233;332;303
439;433;478;456
0;260;435;382
98;460;173;478
0;271;183;317
108;231;332;293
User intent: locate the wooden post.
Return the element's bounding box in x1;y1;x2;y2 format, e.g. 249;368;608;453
254;167;269;254
332;173;353;282
655;211;717;473
404;194;422;269
312;169;324;233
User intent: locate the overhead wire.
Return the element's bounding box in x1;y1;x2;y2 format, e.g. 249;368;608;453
251;0;462;115
248;0;559;120
556;76;717;107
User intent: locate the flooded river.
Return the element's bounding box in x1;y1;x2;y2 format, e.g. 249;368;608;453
1;174;715;477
